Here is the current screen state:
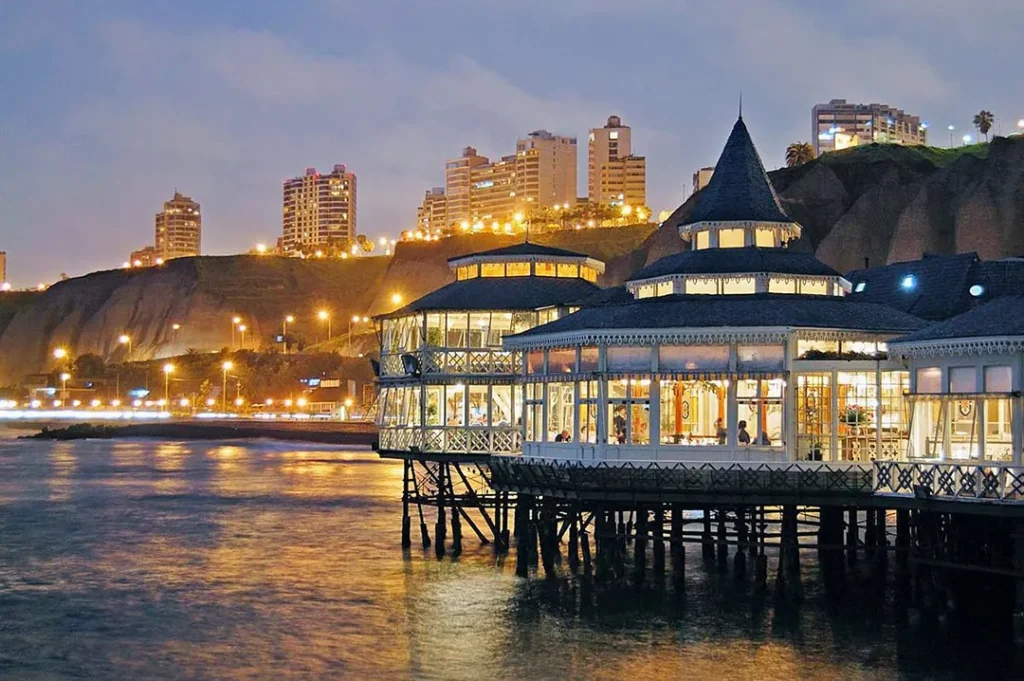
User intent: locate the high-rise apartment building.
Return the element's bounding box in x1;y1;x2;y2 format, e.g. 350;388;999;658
445;147;490;228
0;251;7;285
693;167;715;194
588;115;647;207
515;130;577;208
812;99;928;156
416;187;448;235
282;165;357;252
470;155;519;224
154;191;201;260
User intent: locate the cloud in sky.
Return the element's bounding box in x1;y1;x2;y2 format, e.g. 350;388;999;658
1;0;1020;285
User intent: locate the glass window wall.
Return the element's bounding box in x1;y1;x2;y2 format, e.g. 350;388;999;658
737;379;783;446
660;379;728;445
607;378;650;445
797;373;832;461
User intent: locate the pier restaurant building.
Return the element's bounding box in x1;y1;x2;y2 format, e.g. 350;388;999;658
375;243;604;457
500;116;931;464
889;295;1024;463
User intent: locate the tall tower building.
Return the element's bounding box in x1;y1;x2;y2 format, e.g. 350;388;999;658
282;164;357;252
154;192;201;260
515;130;577;208
0;251;7;285
416;187;449;235
588;115;647;207
445;147;490;228
811;99;927;156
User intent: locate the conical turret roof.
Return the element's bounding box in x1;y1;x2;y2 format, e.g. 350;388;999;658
684;117;792;225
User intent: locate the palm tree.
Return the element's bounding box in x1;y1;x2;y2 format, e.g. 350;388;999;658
785;142;815;167
973;110;994;141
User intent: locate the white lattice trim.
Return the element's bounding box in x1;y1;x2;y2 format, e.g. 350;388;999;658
890;336;1024;359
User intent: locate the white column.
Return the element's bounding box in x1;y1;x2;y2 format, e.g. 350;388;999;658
830;369;839;462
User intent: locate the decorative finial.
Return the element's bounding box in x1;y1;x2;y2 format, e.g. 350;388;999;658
738;93;743;120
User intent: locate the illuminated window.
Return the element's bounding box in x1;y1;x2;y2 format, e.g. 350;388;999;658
718;228;745;248
694;231;710;250
607;378;650;445
684;278;717;295
755;229;776;247
768;277;797;294
506;262;530;277
581;267;598;282
637;284;655;299
456;265;477;280
577;381;599;443
660;380;729;445
609;131;619;140
800;279;829;295
547;348;576;374
480;263;505;277
526;350;545;374
535;262;556;277
722;277;755;294
796;373;832;460
797;339;839;358
557;263;579;278
547;383;574;441
656;281;674;297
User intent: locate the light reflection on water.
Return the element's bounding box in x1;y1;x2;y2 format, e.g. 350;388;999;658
0;438;1017;680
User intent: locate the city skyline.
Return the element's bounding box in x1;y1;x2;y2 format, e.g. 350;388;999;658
2;0;1023;286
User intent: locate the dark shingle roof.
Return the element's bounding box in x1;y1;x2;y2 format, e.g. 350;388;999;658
509;293;924;340
892;295;1024;343
845;253;978;321
449;242;590;263
382;277;601;317
682;117;792;226
629;247;838;282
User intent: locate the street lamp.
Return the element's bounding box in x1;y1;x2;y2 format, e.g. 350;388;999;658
1017;119;1024;134
348;315;369;355
962;134;972;146
60;372;70;402
390;293;402;306
231;316;241;348
282;314;295;353
53;347;67;360
118;334;132;358
162;363;174;404
318;309;332;340
238;324;247;349
948;124;955;147
221;361;233;412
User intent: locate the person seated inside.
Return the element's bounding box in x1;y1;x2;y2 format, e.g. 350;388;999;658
553;429;571;443
737;420;751;445
715;418;727;445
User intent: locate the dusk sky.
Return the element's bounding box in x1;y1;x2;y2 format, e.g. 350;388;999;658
2;0;1021;286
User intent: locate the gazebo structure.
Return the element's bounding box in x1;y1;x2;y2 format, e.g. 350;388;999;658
374;242;603;552
500;115;925;464
376;242;603;458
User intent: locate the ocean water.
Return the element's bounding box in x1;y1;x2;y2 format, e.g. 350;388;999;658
0;437;1018;680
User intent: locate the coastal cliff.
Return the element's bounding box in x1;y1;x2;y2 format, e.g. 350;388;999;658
2;138;1023;386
